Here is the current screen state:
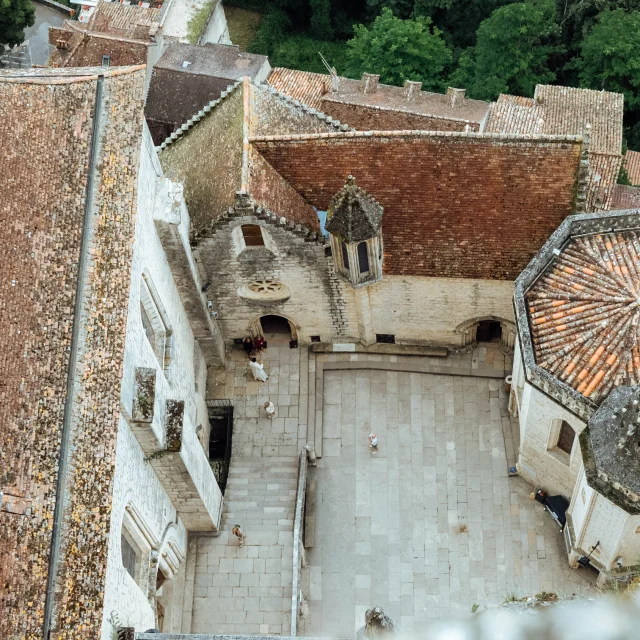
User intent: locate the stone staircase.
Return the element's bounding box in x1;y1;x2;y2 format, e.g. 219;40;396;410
222;456;299;533
189;456;299;635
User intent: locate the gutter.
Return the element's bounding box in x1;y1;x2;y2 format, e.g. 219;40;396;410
42;74;104;639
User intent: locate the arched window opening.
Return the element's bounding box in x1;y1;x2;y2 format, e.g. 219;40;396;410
476;320;502;343
341;242;350;270
557;421;576;455
241;224;265;247
358;242;370;274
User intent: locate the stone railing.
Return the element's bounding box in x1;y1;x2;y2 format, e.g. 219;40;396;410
291;449;309;636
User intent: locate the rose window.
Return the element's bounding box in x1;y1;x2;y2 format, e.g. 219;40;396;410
238;280;291;302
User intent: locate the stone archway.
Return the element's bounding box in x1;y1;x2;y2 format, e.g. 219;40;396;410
249;313;300;343
455;316;516;352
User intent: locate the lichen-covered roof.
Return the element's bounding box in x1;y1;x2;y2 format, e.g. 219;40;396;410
155;42;268;79
526;231;640;402
76;0;159;39
486;85;623;156
581;385;640;512
611;185;640;210
325;175;384;243
624;150;640;186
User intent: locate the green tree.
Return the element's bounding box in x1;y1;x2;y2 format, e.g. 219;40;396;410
0;0;35;48
344;8;451;89
414;0;519;50
576;9;640;110
450;0;561;100
310;0;334;39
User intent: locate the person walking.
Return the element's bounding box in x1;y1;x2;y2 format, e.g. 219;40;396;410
249;357;268;382
264;401;276;418
231;524;246;547
368;432;379;455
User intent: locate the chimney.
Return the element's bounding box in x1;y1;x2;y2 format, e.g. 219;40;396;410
331;69;340;93
404;80;422;101
361;73;379;94
55;38;69;50
446;87;466;107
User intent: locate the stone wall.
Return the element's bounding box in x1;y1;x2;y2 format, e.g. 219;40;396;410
102;127;220;636
196;216;358;343
367;275;515;346
517;383;586;498
161;87;244;232
321;98;479;132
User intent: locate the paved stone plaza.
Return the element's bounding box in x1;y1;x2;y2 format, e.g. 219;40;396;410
190;344;595;636
303;369;596;637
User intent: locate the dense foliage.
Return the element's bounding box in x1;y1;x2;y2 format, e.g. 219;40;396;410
450;0;560;100
0;0;34;48
230;0;640;149
344;9;451;89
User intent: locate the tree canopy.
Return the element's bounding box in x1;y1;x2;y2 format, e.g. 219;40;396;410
0;0;35;48
450;0;561;100
576;8;640;110
344;7;451;89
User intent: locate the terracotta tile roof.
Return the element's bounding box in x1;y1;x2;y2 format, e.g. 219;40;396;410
526;231;640;402
81;0;160;39
611;185;640;210
497;94;535;107
535;85;623;155
322;80;490;124
587;151;623;212
484;102;543;135
251;130;583;280
267;68;329;110
268;68;490;125
0;64;145;637
486;85;623;155
624;150;640;186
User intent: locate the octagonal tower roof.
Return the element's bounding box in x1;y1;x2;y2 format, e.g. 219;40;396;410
325;175;383;243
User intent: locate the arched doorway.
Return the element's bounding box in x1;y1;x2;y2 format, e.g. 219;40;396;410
260;314;292;337
455;316;516;351
249;314;299;347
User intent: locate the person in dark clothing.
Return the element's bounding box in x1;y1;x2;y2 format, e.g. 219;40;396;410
243;336;254;356
254;335;266;353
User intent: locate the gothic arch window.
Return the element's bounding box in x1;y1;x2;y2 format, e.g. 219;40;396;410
341;242;350;270
358;242;369;274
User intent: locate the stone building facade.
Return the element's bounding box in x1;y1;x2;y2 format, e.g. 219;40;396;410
512;208;640;584
1;67;224;638
160;79;589;351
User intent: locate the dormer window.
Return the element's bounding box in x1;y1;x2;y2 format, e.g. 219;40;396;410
326;176;383;288
242;224;265;247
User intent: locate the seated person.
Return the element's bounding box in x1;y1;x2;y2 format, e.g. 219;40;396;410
253;335;266;352
242;336;254;356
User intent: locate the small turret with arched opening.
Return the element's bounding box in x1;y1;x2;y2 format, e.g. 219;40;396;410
326;175;384;287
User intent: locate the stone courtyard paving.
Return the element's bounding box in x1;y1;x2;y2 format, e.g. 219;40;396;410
303;369;596;638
